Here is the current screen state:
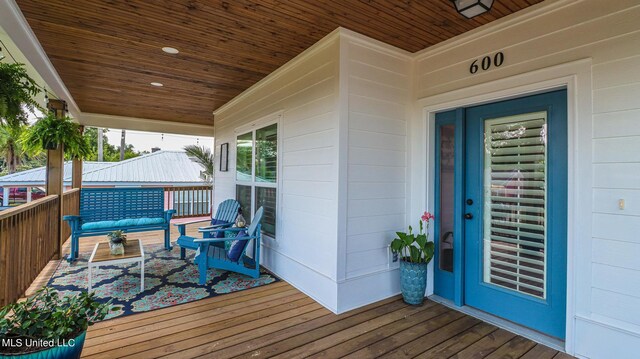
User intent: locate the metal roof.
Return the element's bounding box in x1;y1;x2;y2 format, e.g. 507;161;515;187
0;150;207;187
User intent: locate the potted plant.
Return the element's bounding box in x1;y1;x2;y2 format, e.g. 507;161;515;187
391;211;435;305
107;230;127;255
21;112;90;157
0;287;113;358
0;63;41;127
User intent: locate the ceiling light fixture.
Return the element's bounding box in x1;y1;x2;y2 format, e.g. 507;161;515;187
162;47;179;54
451;0;494;19
150;82;164;87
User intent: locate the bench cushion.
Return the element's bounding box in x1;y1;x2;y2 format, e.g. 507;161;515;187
81;217;166;230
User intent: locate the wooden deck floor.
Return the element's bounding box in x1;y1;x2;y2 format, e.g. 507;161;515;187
25;221;572;358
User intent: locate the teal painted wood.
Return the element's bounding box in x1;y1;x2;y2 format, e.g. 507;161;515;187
464;90;568;339
62;188;175;262
175;199;240;259
194;206;264;284
433;109;465;306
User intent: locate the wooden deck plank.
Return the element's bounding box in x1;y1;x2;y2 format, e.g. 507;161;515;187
20;223;568;359
311;305;456;358
414;322;499;359
267;302;445;359
189;297;407;359
83;294;314;357
451;329;518;359
89;281;289;332
520;344;560;359
87;286;299;340
377;316;488;359
553;352;576;359
483;335;538;359
126;305;327;359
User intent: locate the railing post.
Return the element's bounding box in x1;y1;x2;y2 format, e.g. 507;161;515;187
72;126;83;190
46;99;66;260
2;187;8;207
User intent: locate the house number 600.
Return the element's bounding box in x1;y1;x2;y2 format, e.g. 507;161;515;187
469;52;504;74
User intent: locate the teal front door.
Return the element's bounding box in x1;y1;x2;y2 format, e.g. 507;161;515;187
434;90;568;339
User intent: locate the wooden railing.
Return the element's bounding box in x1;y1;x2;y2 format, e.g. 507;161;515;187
164;185;212;219
61;188;80;241
0;195;60;306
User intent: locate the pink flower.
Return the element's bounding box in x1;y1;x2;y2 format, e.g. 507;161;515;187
421;211;435;222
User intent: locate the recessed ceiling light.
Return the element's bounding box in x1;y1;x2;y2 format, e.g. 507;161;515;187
162;47;179;54
150;82;164;87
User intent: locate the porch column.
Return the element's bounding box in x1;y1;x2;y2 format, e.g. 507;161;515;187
46;99;66;260
2;187;8;207
72;126;83;189
26;186;32;203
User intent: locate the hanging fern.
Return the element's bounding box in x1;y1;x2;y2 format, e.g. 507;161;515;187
21;112;91;159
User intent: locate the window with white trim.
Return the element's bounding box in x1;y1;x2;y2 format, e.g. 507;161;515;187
235;123;277;237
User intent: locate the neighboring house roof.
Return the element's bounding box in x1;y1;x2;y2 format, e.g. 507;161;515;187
0;150;207;187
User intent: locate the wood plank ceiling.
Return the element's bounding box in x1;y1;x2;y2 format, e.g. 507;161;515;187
16;0;542;126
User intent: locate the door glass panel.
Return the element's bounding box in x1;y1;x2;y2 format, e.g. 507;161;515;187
438;124;455;272
483;111;547;299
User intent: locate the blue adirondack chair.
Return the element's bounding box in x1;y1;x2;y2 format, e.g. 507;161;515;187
194;206;263;284
175;199;240;259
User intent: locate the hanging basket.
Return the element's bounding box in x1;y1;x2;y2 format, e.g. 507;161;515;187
43;140;59;150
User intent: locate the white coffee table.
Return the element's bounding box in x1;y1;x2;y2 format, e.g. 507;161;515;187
87;239;145;293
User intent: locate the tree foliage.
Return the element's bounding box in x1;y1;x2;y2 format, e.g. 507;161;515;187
0;63;42;127
82;127;146;162
184;145;214;182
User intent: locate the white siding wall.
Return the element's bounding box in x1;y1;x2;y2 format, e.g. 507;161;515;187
213;33;341;311
336;34;412;312
211;2;640;353
411;1;640;357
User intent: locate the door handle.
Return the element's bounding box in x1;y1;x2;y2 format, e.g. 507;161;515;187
464;213;473;220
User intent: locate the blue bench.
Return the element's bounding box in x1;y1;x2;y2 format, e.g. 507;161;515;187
63;188;175;262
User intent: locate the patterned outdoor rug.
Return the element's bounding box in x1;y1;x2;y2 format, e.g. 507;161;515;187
47;243;278;320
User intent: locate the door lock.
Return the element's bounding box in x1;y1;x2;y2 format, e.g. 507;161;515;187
466;199;474;205
464;213;474;220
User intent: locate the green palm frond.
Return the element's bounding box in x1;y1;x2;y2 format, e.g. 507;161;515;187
184;145;214;183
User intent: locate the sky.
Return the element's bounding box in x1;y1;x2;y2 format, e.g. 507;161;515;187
102;128;214;153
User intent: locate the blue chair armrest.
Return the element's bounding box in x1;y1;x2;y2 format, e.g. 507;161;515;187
198;222;234;231
63;215;81;233
63;215;81;222
199;227;245;234
172;219;210;227
194;235;258;244
164;209;176;222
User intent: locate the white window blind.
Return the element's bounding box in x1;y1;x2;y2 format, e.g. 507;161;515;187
483;112;547;299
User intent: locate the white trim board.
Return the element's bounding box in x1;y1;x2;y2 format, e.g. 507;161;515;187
415;58;593;355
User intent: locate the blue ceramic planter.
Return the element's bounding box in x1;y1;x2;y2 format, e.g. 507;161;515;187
400;260;428;305
0;331;86;359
